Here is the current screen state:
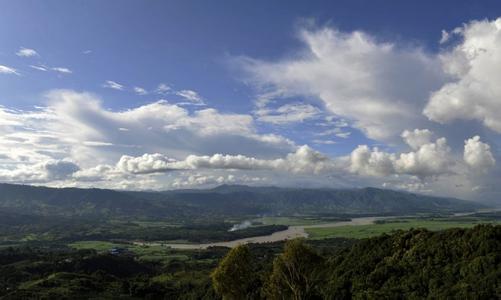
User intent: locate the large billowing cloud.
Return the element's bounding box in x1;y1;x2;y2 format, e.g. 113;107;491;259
239;27;445;140
0;90;294;184
424;18;501;132
464;136;496;173
349;136;453;179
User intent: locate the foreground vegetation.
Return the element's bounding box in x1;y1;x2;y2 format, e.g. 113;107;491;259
1;225;499;299
213;225;501;299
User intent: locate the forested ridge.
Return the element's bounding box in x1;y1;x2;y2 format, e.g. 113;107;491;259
1;225;499;299
0;183;482;219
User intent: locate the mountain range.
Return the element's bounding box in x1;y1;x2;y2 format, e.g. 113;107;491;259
0;183;484;220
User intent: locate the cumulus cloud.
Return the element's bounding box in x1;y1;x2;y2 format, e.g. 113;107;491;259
16;47;38;57
349;136;453;179
117;153;177;174
239;26;445;140
401;129;433;150
425;18;501;132
102;80;124;90
349;145;396;177
395;137;452;178
0;65;19;75
464;136;496;172
114;145;335;175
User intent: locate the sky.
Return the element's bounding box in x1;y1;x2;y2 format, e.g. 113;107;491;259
1;0;501;204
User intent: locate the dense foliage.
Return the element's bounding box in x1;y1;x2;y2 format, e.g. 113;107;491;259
212;225;501;299
0;213;287;244
326;224;501;298
2;224;499;298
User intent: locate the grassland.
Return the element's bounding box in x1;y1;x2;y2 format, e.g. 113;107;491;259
69;241;192;264
305;218;500;239
255;216;349;226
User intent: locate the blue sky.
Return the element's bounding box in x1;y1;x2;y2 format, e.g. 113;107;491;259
1;1;501;203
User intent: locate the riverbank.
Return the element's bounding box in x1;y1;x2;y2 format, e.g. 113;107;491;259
134;216;394;249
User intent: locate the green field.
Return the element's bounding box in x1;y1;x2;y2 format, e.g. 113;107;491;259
306;218;500;239
69;241;191;264
255;216;349;226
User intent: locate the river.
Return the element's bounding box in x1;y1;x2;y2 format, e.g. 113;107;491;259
134;216;395;250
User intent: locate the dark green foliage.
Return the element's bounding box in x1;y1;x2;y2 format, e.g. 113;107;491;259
212;225;501;299
324;224;501;298
0;246;221;299
211;245;259;299
264;239;325;300
2;224;499;299
0;212;287;244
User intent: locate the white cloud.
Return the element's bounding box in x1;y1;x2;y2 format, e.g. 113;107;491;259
175;89;204;104
30;65;71;74
464;136;496;173
0;65;19;75
349;145;396;177
51;67;72;74
313;139;336;145
401;129;433;150
439;30;450;44
240;26;445;140
155;83;171;94
102;80;124;90
133;86;148;95
0;90;294;181
16;47;38;57
256;103;320;124
0;159;79;183
117;153;177;174
30;65;48;71
395;137;452;179
170;172;267;189
349;135;453;179
424;18;501;132
113;145;336;175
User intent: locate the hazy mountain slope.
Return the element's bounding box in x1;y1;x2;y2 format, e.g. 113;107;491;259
0;183;484;219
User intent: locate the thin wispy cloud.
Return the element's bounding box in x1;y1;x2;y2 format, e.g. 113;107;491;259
30;65;48;71
16;47;38;57
51;67;72;74
102;80;125;90
0;65;19;75
176;89;205;104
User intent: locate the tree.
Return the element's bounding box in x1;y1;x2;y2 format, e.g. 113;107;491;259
264;239;325;300
211;244;258;299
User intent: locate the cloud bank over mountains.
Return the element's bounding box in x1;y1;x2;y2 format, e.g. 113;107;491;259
1;17;501;202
